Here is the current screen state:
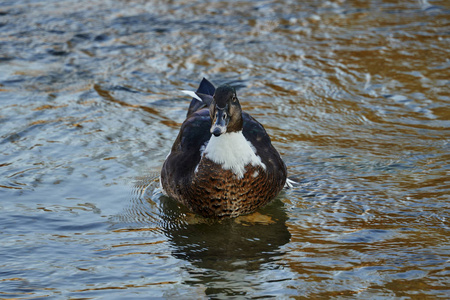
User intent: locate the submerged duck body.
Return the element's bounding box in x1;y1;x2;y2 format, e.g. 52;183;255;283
160;78;287;218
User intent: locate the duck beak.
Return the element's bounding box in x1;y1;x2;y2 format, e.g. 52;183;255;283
211;108;228;137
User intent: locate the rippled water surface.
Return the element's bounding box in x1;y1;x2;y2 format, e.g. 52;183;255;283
1;0;449;298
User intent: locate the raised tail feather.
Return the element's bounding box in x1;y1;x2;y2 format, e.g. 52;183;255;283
186;78;215;117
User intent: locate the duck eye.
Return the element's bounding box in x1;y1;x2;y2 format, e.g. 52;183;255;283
222;113;227;120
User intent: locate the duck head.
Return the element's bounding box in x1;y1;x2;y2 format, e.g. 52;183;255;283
209;85;243;137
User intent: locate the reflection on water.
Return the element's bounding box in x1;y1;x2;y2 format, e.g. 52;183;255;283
1;0;449;298
116;177;292;297
161;199;290;295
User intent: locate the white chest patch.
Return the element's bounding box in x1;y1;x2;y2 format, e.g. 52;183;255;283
199;131;266;179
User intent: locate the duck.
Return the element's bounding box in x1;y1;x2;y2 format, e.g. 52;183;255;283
160;78;287;218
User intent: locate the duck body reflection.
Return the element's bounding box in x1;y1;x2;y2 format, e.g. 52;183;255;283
157;194;291;297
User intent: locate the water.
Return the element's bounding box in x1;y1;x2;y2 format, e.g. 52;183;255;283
1;0;449;298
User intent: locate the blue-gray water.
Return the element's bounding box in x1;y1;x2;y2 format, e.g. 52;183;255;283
1;0;449;298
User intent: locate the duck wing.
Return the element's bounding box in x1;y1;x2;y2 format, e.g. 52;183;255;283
242;112;287;180
162;109;211;186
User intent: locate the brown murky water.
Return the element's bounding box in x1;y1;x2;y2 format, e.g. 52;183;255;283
1;0;449;298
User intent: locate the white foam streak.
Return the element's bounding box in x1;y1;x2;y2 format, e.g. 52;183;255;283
284;178;297;189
